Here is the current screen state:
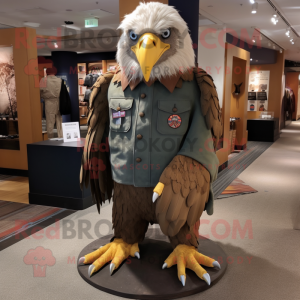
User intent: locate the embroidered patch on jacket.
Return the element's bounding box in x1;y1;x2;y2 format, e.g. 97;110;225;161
168;115;182;129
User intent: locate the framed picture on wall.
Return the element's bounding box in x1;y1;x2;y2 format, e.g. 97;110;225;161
248;71;270;112
0;46;19;150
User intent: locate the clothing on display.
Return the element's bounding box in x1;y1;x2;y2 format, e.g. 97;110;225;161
59;79;72;115
84;73;100;87
284;88;295;120
83;89;92;102
40;75;63;138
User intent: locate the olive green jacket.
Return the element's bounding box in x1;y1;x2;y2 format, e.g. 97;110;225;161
107;76;219;215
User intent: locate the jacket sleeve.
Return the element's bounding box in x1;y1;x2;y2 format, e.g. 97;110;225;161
177;95;219;183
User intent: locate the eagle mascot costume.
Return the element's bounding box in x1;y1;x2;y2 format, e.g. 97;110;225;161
79;2;222;287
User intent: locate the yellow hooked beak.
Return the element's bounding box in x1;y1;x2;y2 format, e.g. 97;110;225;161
131;33;170;82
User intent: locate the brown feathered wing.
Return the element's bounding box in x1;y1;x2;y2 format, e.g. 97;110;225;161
156;155;210;237
194;67;223;149
80;72;114;213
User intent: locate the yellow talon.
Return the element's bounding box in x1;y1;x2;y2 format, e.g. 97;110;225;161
153;182;165;196
79;239;140;277
163;244;218;286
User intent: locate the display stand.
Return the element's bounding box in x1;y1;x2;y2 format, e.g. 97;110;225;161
247;118;279;142
77;229;227;300
27;140;93;210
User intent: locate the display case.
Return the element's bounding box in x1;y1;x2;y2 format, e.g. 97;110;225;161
260;111;274;119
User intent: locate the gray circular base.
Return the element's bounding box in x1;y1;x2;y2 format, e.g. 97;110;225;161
77;229;227;299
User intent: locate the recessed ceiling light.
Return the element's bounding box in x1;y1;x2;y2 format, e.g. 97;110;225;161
250;0;255;3
23;22;40;27
250;58;253;61
251;2;258;14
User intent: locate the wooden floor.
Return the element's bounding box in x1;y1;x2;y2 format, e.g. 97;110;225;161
0;176;29;204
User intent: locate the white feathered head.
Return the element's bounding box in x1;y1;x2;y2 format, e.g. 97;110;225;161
116;2;195;82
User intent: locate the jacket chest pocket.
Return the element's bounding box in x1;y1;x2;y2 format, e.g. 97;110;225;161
109;98;134;132
157;100;192;135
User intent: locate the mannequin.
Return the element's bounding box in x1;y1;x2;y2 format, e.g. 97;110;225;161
40;68;63;138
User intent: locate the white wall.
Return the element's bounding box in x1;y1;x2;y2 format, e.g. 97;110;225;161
198;28;226;108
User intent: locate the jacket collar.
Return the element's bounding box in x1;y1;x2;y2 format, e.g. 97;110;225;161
114;70;181;93
112;66;195;93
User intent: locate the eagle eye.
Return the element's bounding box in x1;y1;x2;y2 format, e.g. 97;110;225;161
161;29;171;39
129;30;138;41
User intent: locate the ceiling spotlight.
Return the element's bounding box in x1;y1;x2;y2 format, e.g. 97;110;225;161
280;49;283;53
250;0;255;3
252;39;256;43
286;28;291;37
54;42;58;48
251;2;258;14
271;13;279;25
250;58;253;61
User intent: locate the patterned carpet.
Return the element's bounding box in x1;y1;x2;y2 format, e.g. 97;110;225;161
217;177;258;199
0;200;75;250
213;141;273;198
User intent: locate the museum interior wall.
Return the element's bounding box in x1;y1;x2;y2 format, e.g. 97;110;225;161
0;28;42;171
1;0;288;173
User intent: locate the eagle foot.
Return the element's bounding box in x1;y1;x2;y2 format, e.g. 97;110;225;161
78;238;140;277
162;244;221;286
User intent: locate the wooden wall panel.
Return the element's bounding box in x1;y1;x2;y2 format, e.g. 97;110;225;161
0;28;42;170
216;45;250;165
230;57;247;146
119;0;168;21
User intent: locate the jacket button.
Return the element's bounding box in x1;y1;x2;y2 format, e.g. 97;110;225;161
136;158;142;163
141;93;146;99
117;106;121;111
172;107;178;112
139;112;145;117
137;134;143;140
